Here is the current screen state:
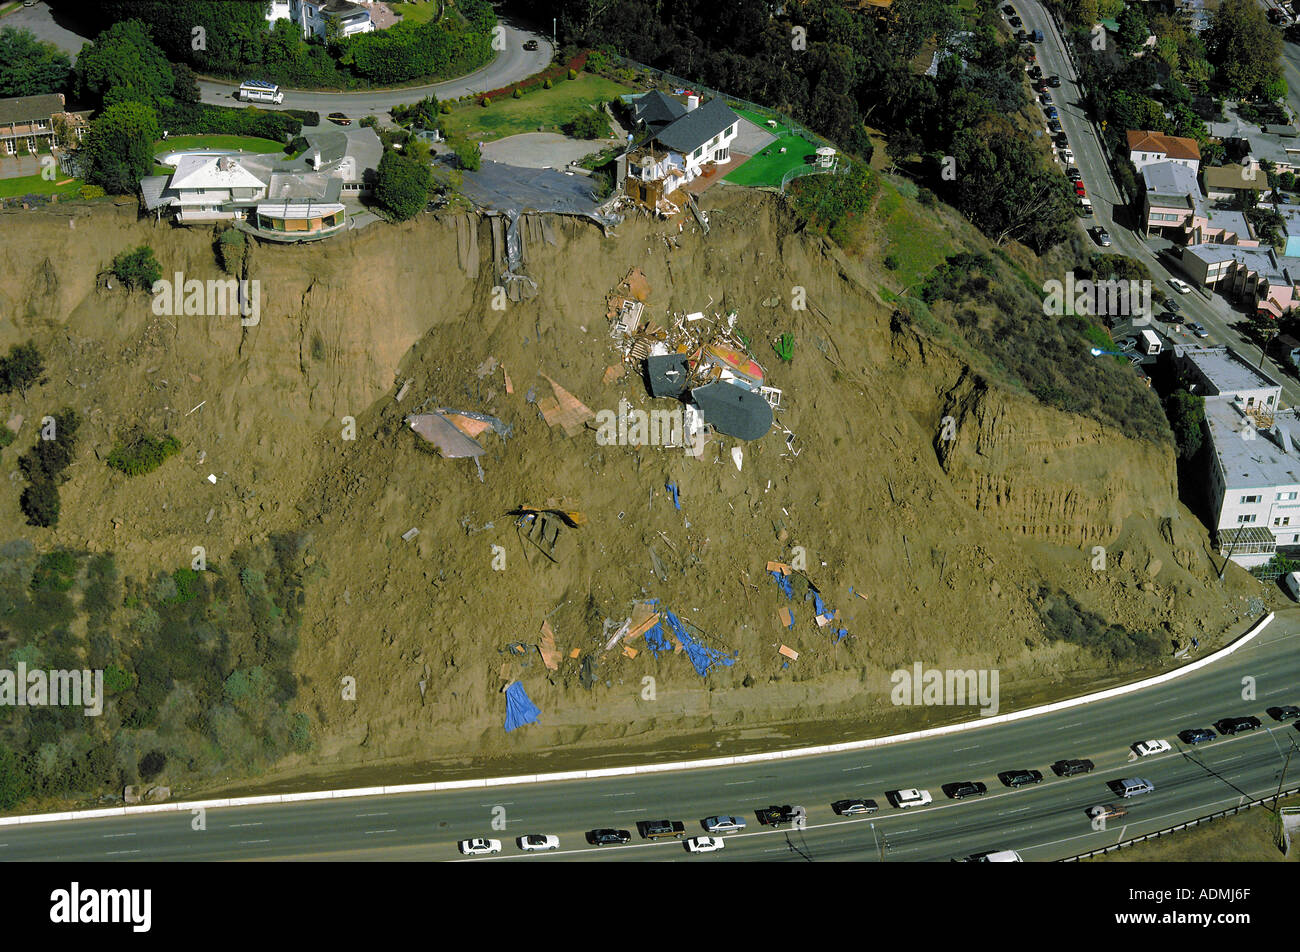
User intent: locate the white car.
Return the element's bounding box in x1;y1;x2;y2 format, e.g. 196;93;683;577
516;834;559;851
1168;278;1193;294
458;837;502;855
891;788;933;808
1133;739;1172;757
702;815;747;833
685;836;725;853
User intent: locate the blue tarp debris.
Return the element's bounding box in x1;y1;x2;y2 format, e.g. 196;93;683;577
769;570;794;598
805;589;826;617
666;481;681;511
503;682;541;732
641;606;738;676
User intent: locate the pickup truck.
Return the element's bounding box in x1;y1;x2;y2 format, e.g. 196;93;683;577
755;805;804;827
638;819;686;840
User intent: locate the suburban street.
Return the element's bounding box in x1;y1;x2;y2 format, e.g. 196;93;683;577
0;3;554;116
2;614;1296;862
1021;1;1300;410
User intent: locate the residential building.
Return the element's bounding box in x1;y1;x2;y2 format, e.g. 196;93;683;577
0;93;88;157
1278;202;1300;257
139;133;371;242
621;94;740;216
1127;129;1201;174
1178;344;1296;566
1209;112;1300;174
1138;161;1254;245
1179;243;1299;317
266;0;374;40
1202;163;1270;203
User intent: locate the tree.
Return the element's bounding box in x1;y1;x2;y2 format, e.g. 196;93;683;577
1204;0;1284;97
83;100;159;195
74;20;175;111
0;744;30;810
561;108;609;139
448;134;480;171
1165;389;1205;460
171;62;200;104
374;150;431;221
1117;4;1151;56
111;245;163;291
0;27;72;98
0;341;45;398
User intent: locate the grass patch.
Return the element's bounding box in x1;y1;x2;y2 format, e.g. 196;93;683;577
440;73;634;143
154;135;286;156
1085;792;1300;862
723;108;820;187
876;180;957;289
388;0;440;27
0;175;83;199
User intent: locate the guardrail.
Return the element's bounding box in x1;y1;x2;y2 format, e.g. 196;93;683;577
1060;783;1300;860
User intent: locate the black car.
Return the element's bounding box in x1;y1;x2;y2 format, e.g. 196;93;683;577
1053;758;1094;777
755;804;803;826
832;798;879;816
1066;167;1082;181
523;39;539;51
1047;74;1061;87
1009;16;1022;27
998;769;1044;788
1028;65;1042;79
1179;728;1217;745
1164;297;1182;313
587;828;631;845
1215;716;1262;735
1268;705;1300;722
1054;133;1069;148
1161;310;1185;325
1003;4;1016;14
943;781;989;800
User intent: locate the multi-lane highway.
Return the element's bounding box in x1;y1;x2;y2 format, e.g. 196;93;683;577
3;615;1297;862
1018;1;1300;409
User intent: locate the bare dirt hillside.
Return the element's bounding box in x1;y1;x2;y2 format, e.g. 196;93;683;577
0;190;1272;795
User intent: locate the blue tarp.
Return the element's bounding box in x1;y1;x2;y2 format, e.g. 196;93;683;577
769;570;793;599
641;606;738;676
503;682;541;732
805;589;826;617
666;481;681;511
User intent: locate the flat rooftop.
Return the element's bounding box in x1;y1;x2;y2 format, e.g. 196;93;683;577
1205;401;1300;488
1182;345;1282;395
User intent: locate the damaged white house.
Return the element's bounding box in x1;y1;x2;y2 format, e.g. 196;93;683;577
618;92;740;216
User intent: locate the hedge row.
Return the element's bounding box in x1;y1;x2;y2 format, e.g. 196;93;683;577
479;51;589;104
158;102;304;142
107;434;182;477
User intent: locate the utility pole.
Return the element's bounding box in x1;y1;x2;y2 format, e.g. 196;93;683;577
871;822;883;863
552;18;556;48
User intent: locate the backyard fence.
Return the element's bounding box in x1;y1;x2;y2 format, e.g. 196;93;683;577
780;160;848;193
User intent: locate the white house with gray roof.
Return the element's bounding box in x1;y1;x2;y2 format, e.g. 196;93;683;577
266;0;374;39
621;94;740;214
1176;345;1299;566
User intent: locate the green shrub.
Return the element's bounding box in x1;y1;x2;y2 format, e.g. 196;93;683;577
217;228;247;275
562;108;610;139
106;433;182;477
79;184;106;200
884;253;900;270
285;135;308;156
31;550;78;592
0;341;45;397
481;96;492;106
20;477;60;528
543;78;553;89
567;68;577;80
111;245;162;291
0;427;13;451
512;87;522;99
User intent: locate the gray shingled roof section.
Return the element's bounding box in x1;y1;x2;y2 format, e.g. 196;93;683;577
0;93;64;127
654;98;740;154
634;91;686;131
139;176;174;211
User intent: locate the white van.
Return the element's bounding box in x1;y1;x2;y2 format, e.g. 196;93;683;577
238;80;284;105
1117;777;1154;798
1078;196;1093;216
977;850;1023;862
1284;571;1300;601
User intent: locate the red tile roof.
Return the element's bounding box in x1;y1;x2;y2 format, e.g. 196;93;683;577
1126;129;1201;161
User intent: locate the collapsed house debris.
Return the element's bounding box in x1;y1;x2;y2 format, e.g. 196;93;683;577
603;267;784;444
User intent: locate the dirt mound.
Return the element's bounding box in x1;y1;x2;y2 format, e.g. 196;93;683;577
0;189;1269;792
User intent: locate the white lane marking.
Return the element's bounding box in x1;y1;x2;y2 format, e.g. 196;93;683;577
1055;722;1083;730
478;803;512;807
355;812;389;817
970;759;995;766
841;765;870;772
363;829;397;835
229;822;262;828
240;839;270;845
102;832;136;838
603;792;636;797
105;849;140;856
1000;806;1031;815
724;780;756;785
952;745;979;752
613;809;642;815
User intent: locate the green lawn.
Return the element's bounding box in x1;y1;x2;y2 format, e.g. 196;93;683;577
154;134;286;155
0;174;83;199
440;74;635;143
388;0;440;27
723;107;819;187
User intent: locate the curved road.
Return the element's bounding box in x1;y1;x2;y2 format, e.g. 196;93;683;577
1;3;553;115
3;615;1297;862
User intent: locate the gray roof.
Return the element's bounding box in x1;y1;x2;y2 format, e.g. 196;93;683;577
1205;399;1300;489
1184;242;1288;284
139;175;174;210
654;98;741;154
0;93;64;127
1204;205;1250;239
264;171;342;203
1142;160;1199;199
321;0;368;16
1181;345;1283;396
633;91;686;132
